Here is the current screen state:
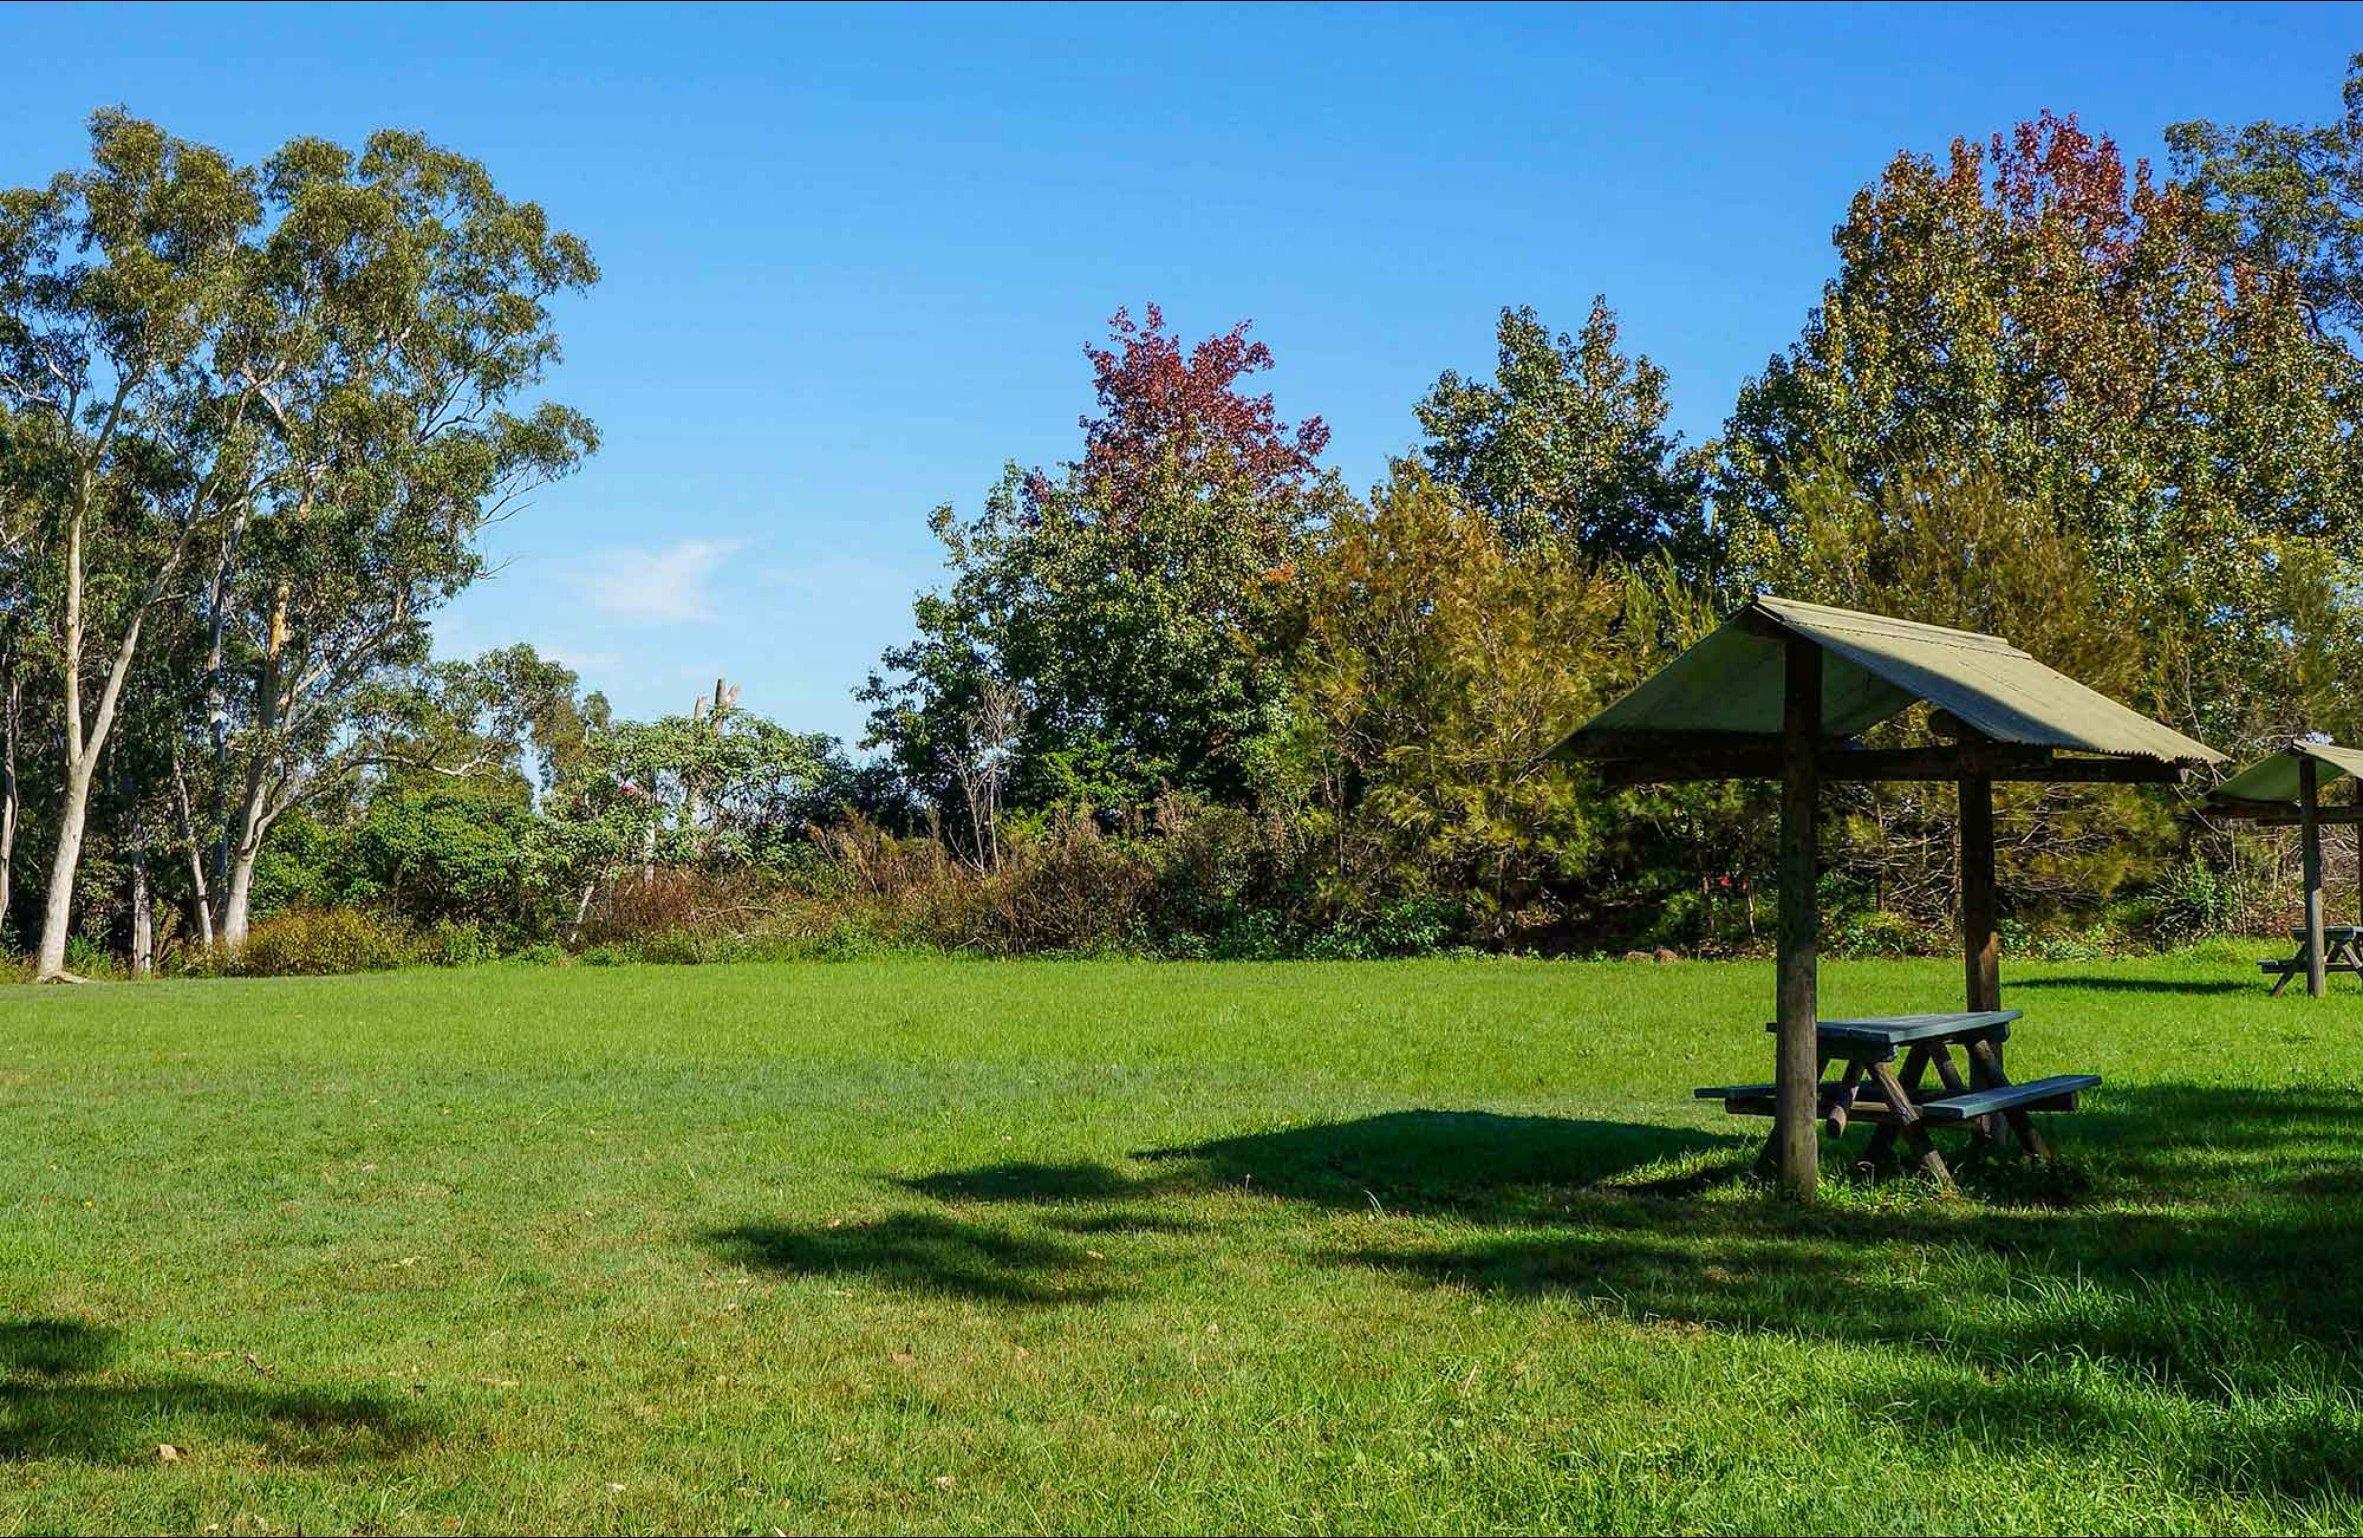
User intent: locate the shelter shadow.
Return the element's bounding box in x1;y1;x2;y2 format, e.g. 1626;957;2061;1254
1330;1082;2363;1396
705;1212;1124;1305
909;1111;1744;1224
2010;975;2253;996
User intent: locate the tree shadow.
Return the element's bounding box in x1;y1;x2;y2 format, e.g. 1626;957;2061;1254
0;1318;434;1466
705;1213;1124;1305
877;1086;2363;1505
1847;1355;2363;1503
902;1113;1743;1225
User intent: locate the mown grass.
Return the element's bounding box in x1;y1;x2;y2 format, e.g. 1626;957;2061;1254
2;948;2360;1534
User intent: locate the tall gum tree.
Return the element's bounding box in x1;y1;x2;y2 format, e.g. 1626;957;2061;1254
199;130;596;947
0;112;263;980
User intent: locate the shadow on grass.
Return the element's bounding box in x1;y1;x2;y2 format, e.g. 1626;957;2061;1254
0;1318;434;1466
883;1083;2363;1501
1149;1111;1739;1214
2010;976;2254;996
1296;1085;2363;1496
906;1112;1740;1223
903;1161;1143;1204
705;1212;1123;1305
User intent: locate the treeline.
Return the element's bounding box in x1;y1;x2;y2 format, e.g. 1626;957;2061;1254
9;64;2363;976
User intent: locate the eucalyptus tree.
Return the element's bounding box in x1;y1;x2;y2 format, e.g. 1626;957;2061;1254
0;407;42;932
0;112;264;979
0;112;594;971
197;130;597;946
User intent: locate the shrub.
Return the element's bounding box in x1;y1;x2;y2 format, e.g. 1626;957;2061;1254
2129;860;2264;948
427;919;499;968
215;908;424;977
62;933;122;981
1831;907;1932;958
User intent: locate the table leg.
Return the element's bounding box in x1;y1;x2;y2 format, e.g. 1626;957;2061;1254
1867;1059;1952;1189
1823;1058;1870;1137
1966;1036;2050;1160
2271;945;2303;996
1862;1045;1929;1167
1930;1045;1999;1151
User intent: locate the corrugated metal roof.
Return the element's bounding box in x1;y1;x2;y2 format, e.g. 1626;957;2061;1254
2212;740;2363;804
1564;595;2224;765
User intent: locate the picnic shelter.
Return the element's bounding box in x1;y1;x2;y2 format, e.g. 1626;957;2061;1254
1556;596;2224;1200
2206;737;2363;996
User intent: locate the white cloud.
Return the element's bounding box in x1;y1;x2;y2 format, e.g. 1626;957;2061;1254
574;539;738;623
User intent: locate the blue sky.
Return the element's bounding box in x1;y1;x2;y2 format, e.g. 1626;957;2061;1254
1;2;2355;741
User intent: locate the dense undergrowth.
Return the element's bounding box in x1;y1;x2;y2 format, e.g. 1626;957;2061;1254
31;812;2313;981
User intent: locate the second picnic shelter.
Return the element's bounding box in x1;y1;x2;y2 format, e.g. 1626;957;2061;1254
1556;596;2224;1201
2206;737;2363;996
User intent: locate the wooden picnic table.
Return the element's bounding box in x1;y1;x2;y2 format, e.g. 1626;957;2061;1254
2261;925;2363;995
1696;1010;2098;1187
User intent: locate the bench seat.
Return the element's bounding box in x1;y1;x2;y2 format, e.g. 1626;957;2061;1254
1916;1073;2100;1122
1699;1074;2100;1123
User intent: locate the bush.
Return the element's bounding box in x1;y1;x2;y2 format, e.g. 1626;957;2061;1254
2129;860;2263;948
62;933;122;981
427;919;499;967
212;908;424;977
1830;907;1933;958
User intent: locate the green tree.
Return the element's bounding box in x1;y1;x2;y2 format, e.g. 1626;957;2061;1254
2169;52;2363;345
1718;112;2363;757
197;128;597;947
1280;462;1634;940
0;111;261;978
538;702;849;941
1416;299;1707;567
351;777;534;936
863;308;1344;834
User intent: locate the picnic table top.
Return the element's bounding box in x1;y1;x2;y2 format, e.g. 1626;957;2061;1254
1765;1009;2020;1045
2288;925;2363;940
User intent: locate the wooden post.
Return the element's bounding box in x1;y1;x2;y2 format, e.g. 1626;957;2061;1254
1775;635;1822;1202
1959;771;2000;1014
2301;755;2325;998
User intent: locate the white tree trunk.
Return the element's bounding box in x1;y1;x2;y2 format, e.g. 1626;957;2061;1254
0;669;18;939
170;751;213;949
220;859;256;950
34;755;99;979
34;437;176;981
128;830;153;978
218;799;271;950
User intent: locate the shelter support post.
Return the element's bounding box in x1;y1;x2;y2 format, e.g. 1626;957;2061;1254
2301;757;2325;998
1960;771;2000;1014
1776;635;1822;1202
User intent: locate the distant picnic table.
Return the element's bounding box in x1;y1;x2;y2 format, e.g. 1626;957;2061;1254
2262;926;2363;995
1697;1010;2098;1187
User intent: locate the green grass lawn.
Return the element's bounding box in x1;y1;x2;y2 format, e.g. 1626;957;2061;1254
4;951;2361;1535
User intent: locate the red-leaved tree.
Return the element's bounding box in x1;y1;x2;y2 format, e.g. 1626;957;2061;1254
1041;303;1330;534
